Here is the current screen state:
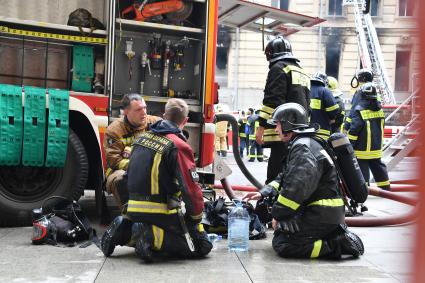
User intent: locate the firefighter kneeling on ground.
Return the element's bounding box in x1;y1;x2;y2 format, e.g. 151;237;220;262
243;103;364;259
101;98;212;262
104;94;160;210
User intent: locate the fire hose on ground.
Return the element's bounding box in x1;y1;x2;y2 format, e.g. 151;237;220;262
214;113;419;227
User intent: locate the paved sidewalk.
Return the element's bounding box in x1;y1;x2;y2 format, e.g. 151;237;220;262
0;156;416;283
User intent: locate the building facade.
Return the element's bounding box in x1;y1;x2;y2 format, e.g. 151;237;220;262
217;0;419;110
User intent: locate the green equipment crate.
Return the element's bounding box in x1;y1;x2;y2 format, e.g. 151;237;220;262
45;89;69;167
0;84;23;166
22;86;46;167
72;45;94;92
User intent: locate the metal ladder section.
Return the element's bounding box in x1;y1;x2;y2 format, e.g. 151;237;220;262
343;0;396;104
382;90;420;171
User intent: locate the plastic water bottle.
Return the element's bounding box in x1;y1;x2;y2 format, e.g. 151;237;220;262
228;201;250;251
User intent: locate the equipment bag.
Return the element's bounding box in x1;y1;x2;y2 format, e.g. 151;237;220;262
31;196;99;247
67;8;105;33
202;197;266;240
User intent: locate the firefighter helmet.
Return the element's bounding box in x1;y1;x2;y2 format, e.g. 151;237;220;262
268;103;310;133
357;68;373;83
264;36;296;63
360;82;378;100
311;71;328;86
327;76;339;91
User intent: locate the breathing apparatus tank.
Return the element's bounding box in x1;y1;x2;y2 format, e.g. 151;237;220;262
328;133;368;204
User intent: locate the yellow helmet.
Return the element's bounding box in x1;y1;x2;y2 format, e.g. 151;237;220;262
327;76;338;91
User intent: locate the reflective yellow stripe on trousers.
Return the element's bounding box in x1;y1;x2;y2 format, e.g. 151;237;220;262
310;240;322;258
152;225;164;251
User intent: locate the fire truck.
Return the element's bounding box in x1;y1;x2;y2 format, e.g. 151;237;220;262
0;0;322;225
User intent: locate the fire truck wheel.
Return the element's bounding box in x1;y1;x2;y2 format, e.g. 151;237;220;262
0;130;89;227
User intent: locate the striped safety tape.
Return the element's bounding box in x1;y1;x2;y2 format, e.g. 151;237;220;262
0;25;107;44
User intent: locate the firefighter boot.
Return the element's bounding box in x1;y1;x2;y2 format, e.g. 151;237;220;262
337;226;364;257
134;223;154;263
101;216;133;257
221;150;227;157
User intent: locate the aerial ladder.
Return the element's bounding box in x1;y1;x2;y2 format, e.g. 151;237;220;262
343;0;419;172
343;0;396;104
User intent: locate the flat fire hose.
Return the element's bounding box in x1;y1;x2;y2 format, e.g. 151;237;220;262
22;86;46;167
45;89;69;167
0;84;23;165
177;208;195;252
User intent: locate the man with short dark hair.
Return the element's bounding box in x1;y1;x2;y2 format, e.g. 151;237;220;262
244;103;364;259
104;94;160;210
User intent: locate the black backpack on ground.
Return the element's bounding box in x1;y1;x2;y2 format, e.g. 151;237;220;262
31;196;99;248
202;197;267;240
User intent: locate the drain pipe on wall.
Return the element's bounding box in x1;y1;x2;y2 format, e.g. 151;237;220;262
317;0;324;70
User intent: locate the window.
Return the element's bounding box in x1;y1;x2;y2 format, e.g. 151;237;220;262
399;0;415;17
394;49;411;91
280;0;289;10
215;25;231;87
328;0;343;16
325;41;341;79
370;0;379;16
271;0;288;9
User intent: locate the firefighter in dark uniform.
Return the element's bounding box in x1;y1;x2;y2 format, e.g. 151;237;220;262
238;111;248;158
101;98;212;262
256;36;310;183
244;103;364;259
344;68;374;132
104;94;160;210
347;83;390;190
248;110;264;162
327;76;346;133
309;72;339;139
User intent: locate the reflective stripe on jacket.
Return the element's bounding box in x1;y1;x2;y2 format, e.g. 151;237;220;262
309;83;339;139
104;115;160;177
127;122;204;233
247;114;260;140
347;101;385;160
262;135;344;225
238;118;247;138
258;59;311;146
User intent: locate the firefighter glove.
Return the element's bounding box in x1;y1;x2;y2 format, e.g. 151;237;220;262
279;217;300;234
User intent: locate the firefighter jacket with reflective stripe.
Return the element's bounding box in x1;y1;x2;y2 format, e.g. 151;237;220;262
215;121;228;138
347;100;385;160
309;83;339;139
261;135;344;225
126;120;204;234
238;118;247;138
247;114;259;140
344;85;382;132
258;59;311;146
104;115;160;177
